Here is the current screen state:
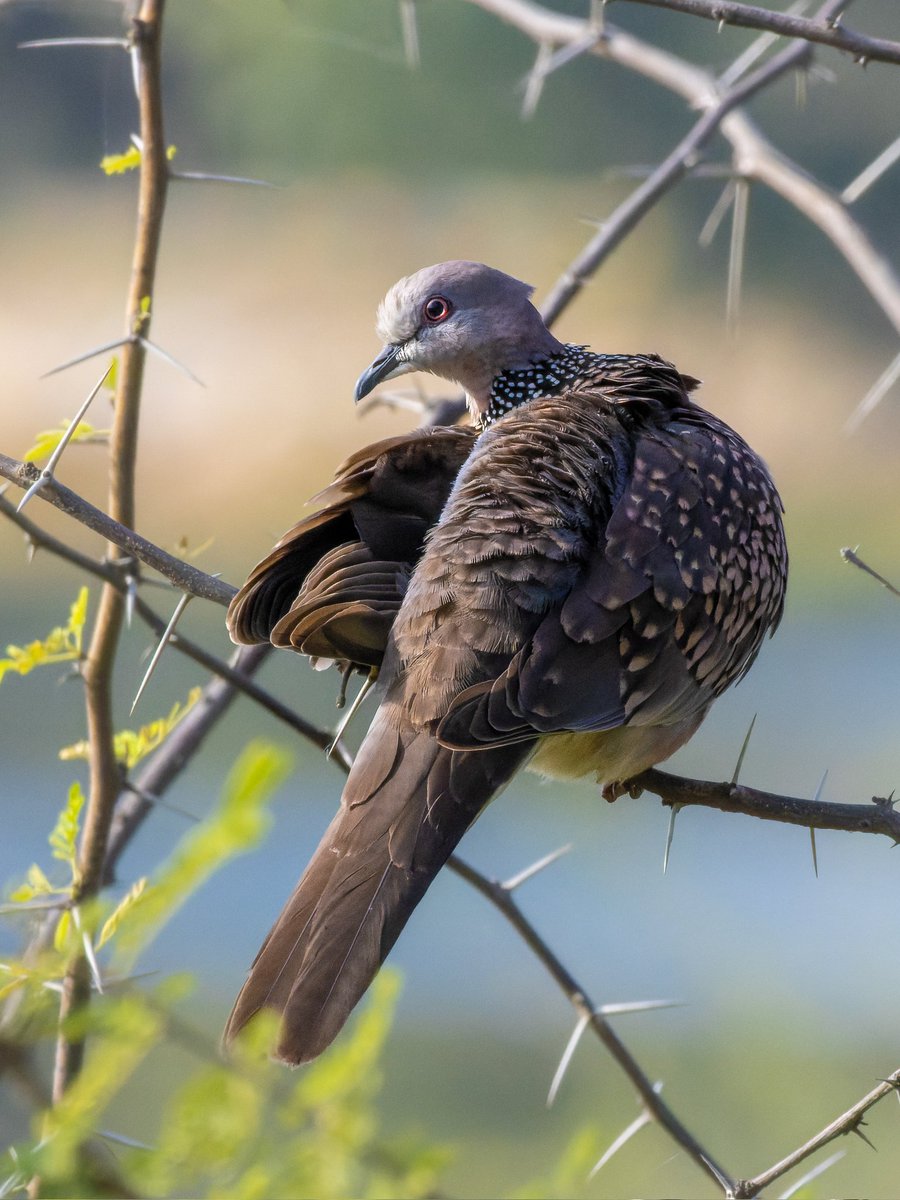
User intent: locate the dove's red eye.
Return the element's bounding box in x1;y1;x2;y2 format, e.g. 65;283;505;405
423;296;452;323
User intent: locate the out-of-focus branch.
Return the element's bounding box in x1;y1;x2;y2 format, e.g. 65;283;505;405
540;32;812;324
53;0;169;1106
103;644;268;882
464;0;900;337
635;768;900;841
623;0;900;66
0;452;234;606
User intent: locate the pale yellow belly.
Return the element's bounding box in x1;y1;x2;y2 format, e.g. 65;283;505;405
529;715;705;785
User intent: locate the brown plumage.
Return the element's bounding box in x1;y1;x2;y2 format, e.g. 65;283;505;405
226;426;476;670
225;261;788;1064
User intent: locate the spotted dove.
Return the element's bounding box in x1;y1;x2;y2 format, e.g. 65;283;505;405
225;260;788;1064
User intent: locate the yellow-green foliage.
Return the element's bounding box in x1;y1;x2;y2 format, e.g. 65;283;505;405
0;587;88;684
4;974;447;1200
110;740;291;964
9;781;88;952
60;687;204;769
2;744;290;1028
23;421;110;463
1;742;449;1199
509;1126;603;1200
100;145;177;174
130;974;449;1200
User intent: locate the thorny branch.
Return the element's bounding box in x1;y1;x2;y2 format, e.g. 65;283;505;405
540;28;814;325
4;0;899;1193
50;0;169;1109
466;0;900;338
636;767;900;842
621;0;900;67
0;451;233;605
0;491;336;754
734;1068;900;1197
449;855;736;1190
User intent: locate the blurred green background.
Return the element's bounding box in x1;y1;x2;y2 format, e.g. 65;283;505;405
2;1;899;1196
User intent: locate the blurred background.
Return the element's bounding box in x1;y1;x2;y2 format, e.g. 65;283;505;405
1;1;899;1195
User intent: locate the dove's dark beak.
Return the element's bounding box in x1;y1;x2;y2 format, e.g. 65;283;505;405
354;344;406;403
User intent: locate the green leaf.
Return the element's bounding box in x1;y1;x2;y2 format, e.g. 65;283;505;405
96;878;148;949
60;686;203;769
111;740;291;963
99;144;177;175
26;863;54;896
103;354;119;391
23;421;110;464
53;908;72;953
99;146;142;175
0;587;89;685
36;995;163;1180
9;860;63;903
49;781;85;865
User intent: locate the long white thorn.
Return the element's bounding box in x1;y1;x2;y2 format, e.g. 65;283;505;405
663;804;681;874
809;770;828;877
842;135;900;204
778;1150;846;1200
726;178;749;338
327;670;377;760
131;592;193;715
19;37;129;49
547;1012;591;1107
18;363;112;513
399;0;420;68
41;336;131;379
140;337;205;386
844;349;900;433
170;170;278;188
521;41;554;120
502;843;572;891
588;1085;662;1178
72;906;104;995
699;179;737;248
731;712;757;785
598;998;683;1016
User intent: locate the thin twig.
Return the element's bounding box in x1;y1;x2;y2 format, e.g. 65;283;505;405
52;0;170;1106
540;36;811;324
464;0;900;337
840;547;900;598
0;490;344;756
622;0;900;66
634;768;900;842
734;1069;900;1197
0;452;234;606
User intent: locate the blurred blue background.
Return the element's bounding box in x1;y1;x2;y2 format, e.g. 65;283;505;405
1;2;899;1195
